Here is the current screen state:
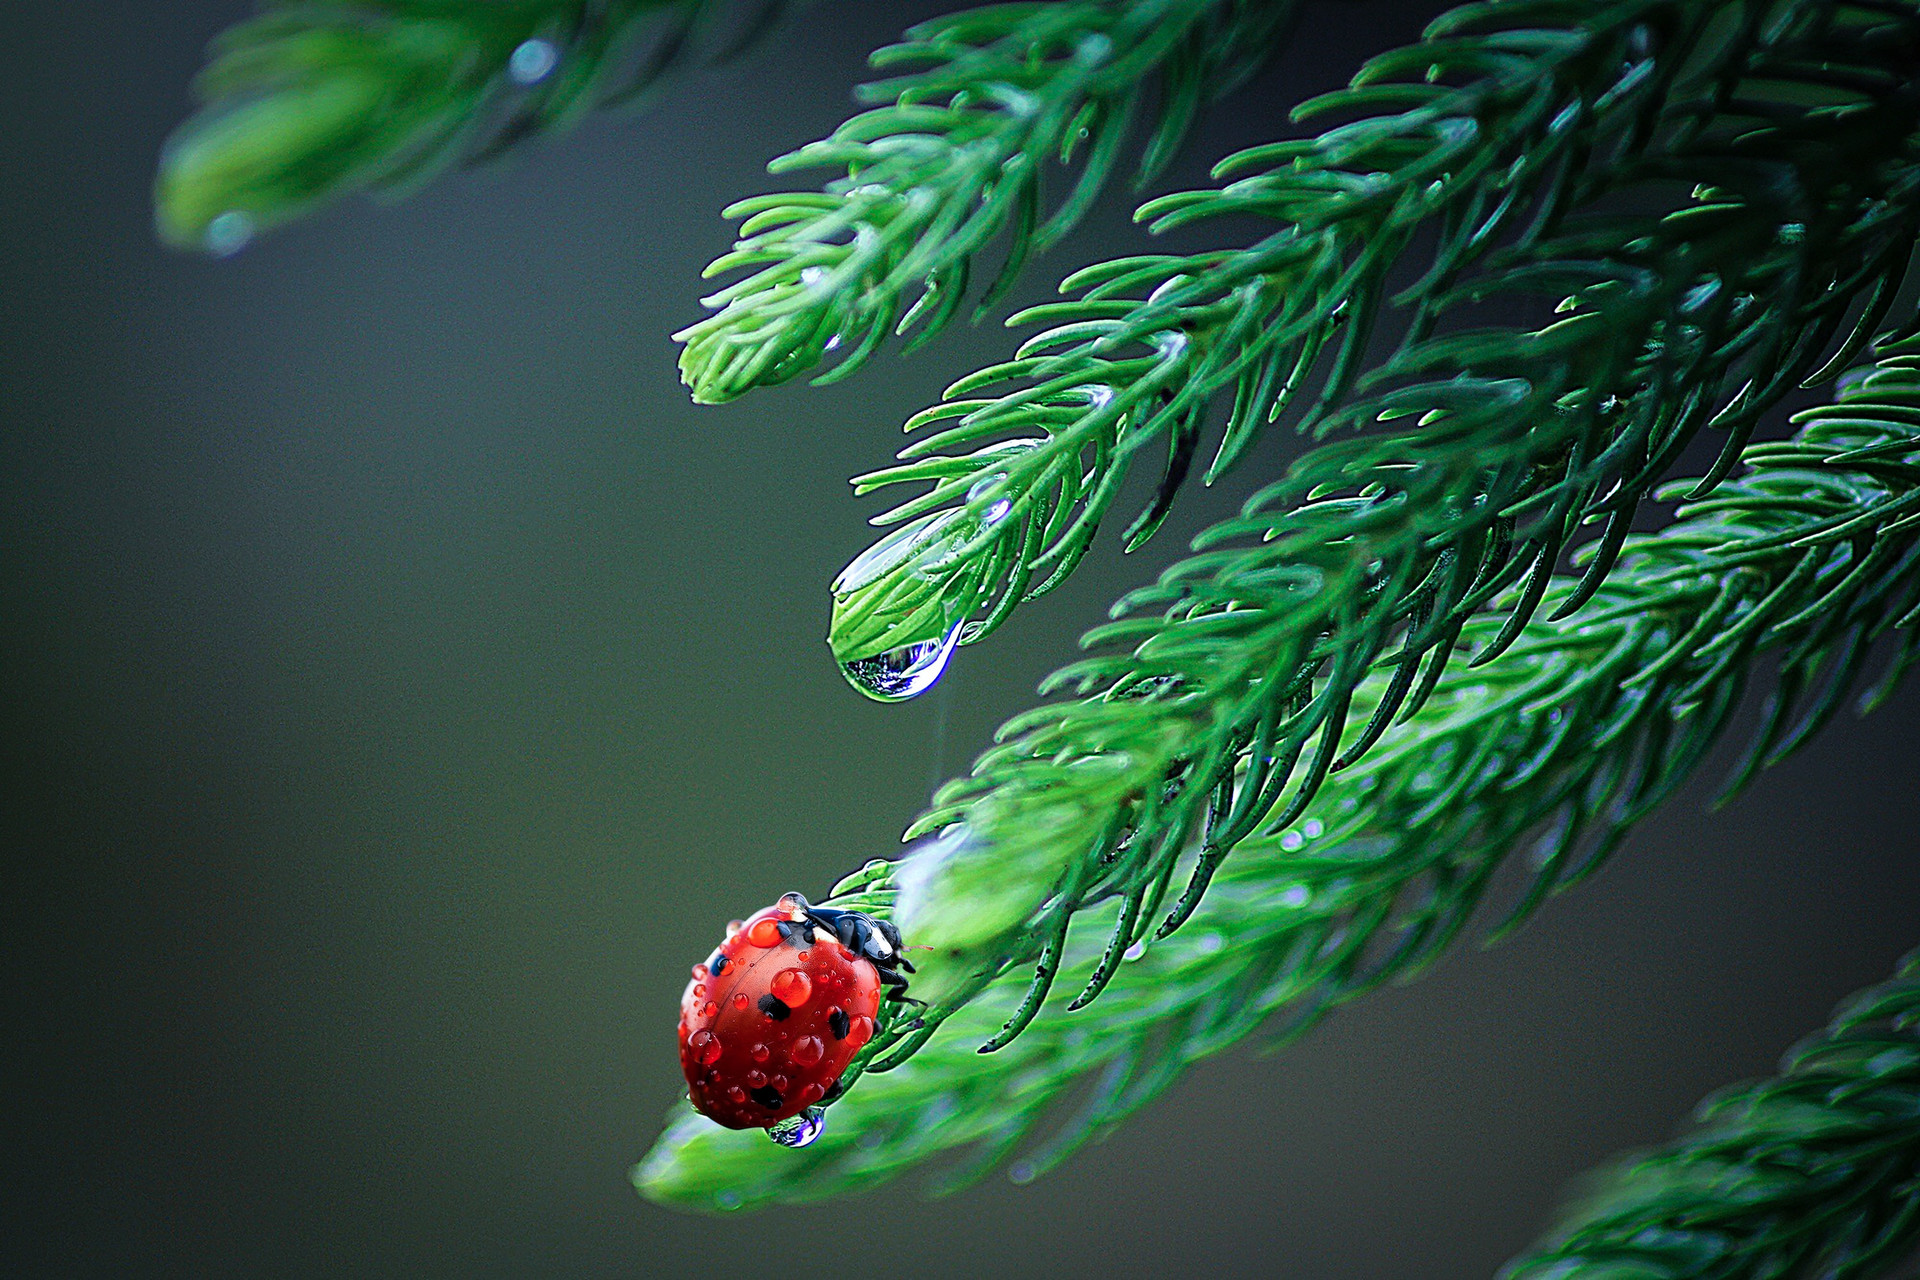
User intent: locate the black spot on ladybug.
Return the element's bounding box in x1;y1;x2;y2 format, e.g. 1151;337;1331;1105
750;1084;783;1110
758;994;791;1021
828;1007;850;1040
709;954;728;976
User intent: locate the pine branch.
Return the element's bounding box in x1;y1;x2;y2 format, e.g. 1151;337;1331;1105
828;0;1920;686
673;0;1300;404
827;0;1920;1046
1503;951;1920;1280
636;340;1920;1210
156;0;770;252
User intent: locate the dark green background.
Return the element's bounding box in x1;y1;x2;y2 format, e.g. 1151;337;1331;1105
5;2;1915;1276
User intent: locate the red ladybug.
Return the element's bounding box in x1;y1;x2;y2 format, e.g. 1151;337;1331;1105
678;892;915;1135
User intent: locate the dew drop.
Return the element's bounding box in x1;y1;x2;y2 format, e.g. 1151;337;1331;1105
1302;819;1323;839
1009;1159;1038;1185
731;994;749;1011
507;37;559;86
1280;885;1312;908
204;211;254;258
790;1035;825;1068
750;1043;770;1064
1196;932;1225;955
1123;940;1146;961
746;917;784;948
690;1029;722;1066
716;1189;742;1210
693;983;706;998
797;950;811;962
700;1001;717;1019
747;1069;767;1088
1280;830;1304;851
691;964;708;981
728;1085;746;1104
727;919;744;934
800;265;827;287
801;1082;825;1104
839;621;964;702
771;1074;789;1092
768;1106;827;1148
770;968;813;1007
846;1015;874;1048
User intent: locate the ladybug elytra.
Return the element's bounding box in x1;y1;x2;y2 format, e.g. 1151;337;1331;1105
678;892;915;1136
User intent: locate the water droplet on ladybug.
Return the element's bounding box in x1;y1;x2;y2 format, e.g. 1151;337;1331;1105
746;918;784;948
692;983;706;998
770;968;813;1006
747;1069;767;1088
701;1001;718;1018
728;1085;746;1105
750;1043;770;1063
790;1036;824;1068
731;994;749;1011
839;622;964;702
689;1030;722;1066
768;1106;826;1149
727;919;744;934
846;1015;874;1048
771;1074;789;1092
691;964;708;981
801;1082;824;1103
797;950;811;962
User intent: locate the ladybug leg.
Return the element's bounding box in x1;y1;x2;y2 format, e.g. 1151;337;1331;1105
879;969;924;1007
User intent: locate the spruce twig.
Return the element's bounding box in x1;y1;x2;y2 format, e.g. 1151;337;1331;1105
1503;951;1920;1280
827;0;1920;1054
674;0;1301;403
156;0;768;251
636;345;1920;1208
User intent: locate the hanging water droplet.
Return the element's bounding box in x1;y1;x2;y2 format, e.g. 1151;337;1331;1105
507;38;559;86
839;620;964;702
204;211;254;258
769;1106;828;1148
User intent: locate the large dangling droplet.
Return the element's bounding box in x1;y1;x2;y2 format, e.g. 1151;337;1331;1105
838;620;963;702
767;1106;827;1149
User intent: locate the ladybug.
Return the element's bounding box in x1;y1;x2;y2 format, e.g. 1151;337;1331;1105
677;891;915;1135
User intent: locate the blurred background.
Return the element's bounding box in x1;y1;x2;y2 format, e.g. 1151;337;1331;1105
3;1;1915;1276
